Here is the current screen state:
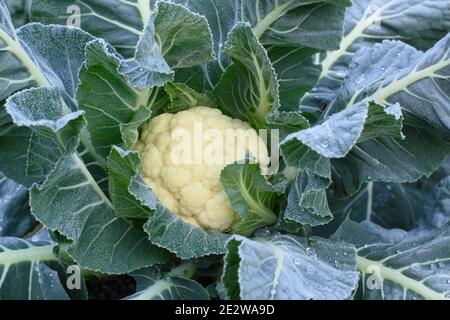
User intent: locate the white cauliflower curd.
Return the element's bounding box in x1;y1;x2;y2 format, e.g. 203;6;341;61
135;106;270;232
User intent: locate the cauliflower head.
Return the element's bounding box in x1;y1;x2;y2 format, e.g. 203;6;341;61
135;106;270;232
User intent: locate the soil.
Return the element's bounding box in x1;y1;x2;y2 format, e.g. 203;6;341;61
86;275;137;300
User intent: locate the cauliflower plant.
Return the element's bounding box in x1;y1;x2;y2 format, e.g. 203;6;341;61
135;107;270;232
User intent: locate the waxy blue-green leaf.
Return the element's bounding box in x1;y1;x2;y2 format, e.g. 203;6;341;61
0;20;95;103
0;0;38;101
281;100;404;184
118;15;173;89
425;177;450;230
303;0;450;112
284;171;332;227
17;23;95;102
268;46;321;112
152;1;214;69
170;0;236;91
333;36;450;132
0;173;36;237
222;232;359;300
6;0;30;28
31;0;349;92
173;0;348;94
0;108;34;187
242;0;350;50
126;266;209;300
283;100;403;162
176;0;350;50
319;37;450;196
143;203;231;260
331;121;450;198
0;19;101;185
313;167;450;238
336;169;448;232
68;207;171;274
30;152;170;274
164;82;216;113
128;174;159;211
221;163;278;236
114;0;215;89
77;39;159;159
214;23;279;129
266;110;310;140
0;237;69;300
336;182;428;231
108;146;150;219
31;0;348;108
31;1;215;69
6;87;85;180
30;155;113;242
336;220;450;300
31;0;154;58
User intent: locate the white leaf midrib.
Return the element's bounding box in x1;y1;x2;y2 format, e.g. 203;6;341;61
136;0;153;27
0;244;57;266
0;27;49;87
253;0;295;39
76;0;143;36
371;52;450;103
127;279;174;300
357;255;449;300
320;1;393;78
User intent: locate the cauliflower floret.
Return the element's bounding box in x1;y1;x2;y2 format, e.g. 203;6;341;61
137;106;270;232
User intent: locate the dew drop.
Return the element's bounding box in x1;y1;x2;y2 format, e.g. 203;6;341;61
355;75;365;85
410;263;420;271
320;141;329;148
270;289;277;296
306;265;315;275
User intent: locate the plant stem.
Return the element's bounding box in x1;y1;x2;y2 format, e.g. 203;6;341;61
167;262;197;279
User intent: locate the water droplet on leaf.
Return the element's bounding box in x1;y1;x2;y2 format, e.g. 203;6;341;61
320;141;329;148
355;75;365;85
306;265;315;275
410;263;420;271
